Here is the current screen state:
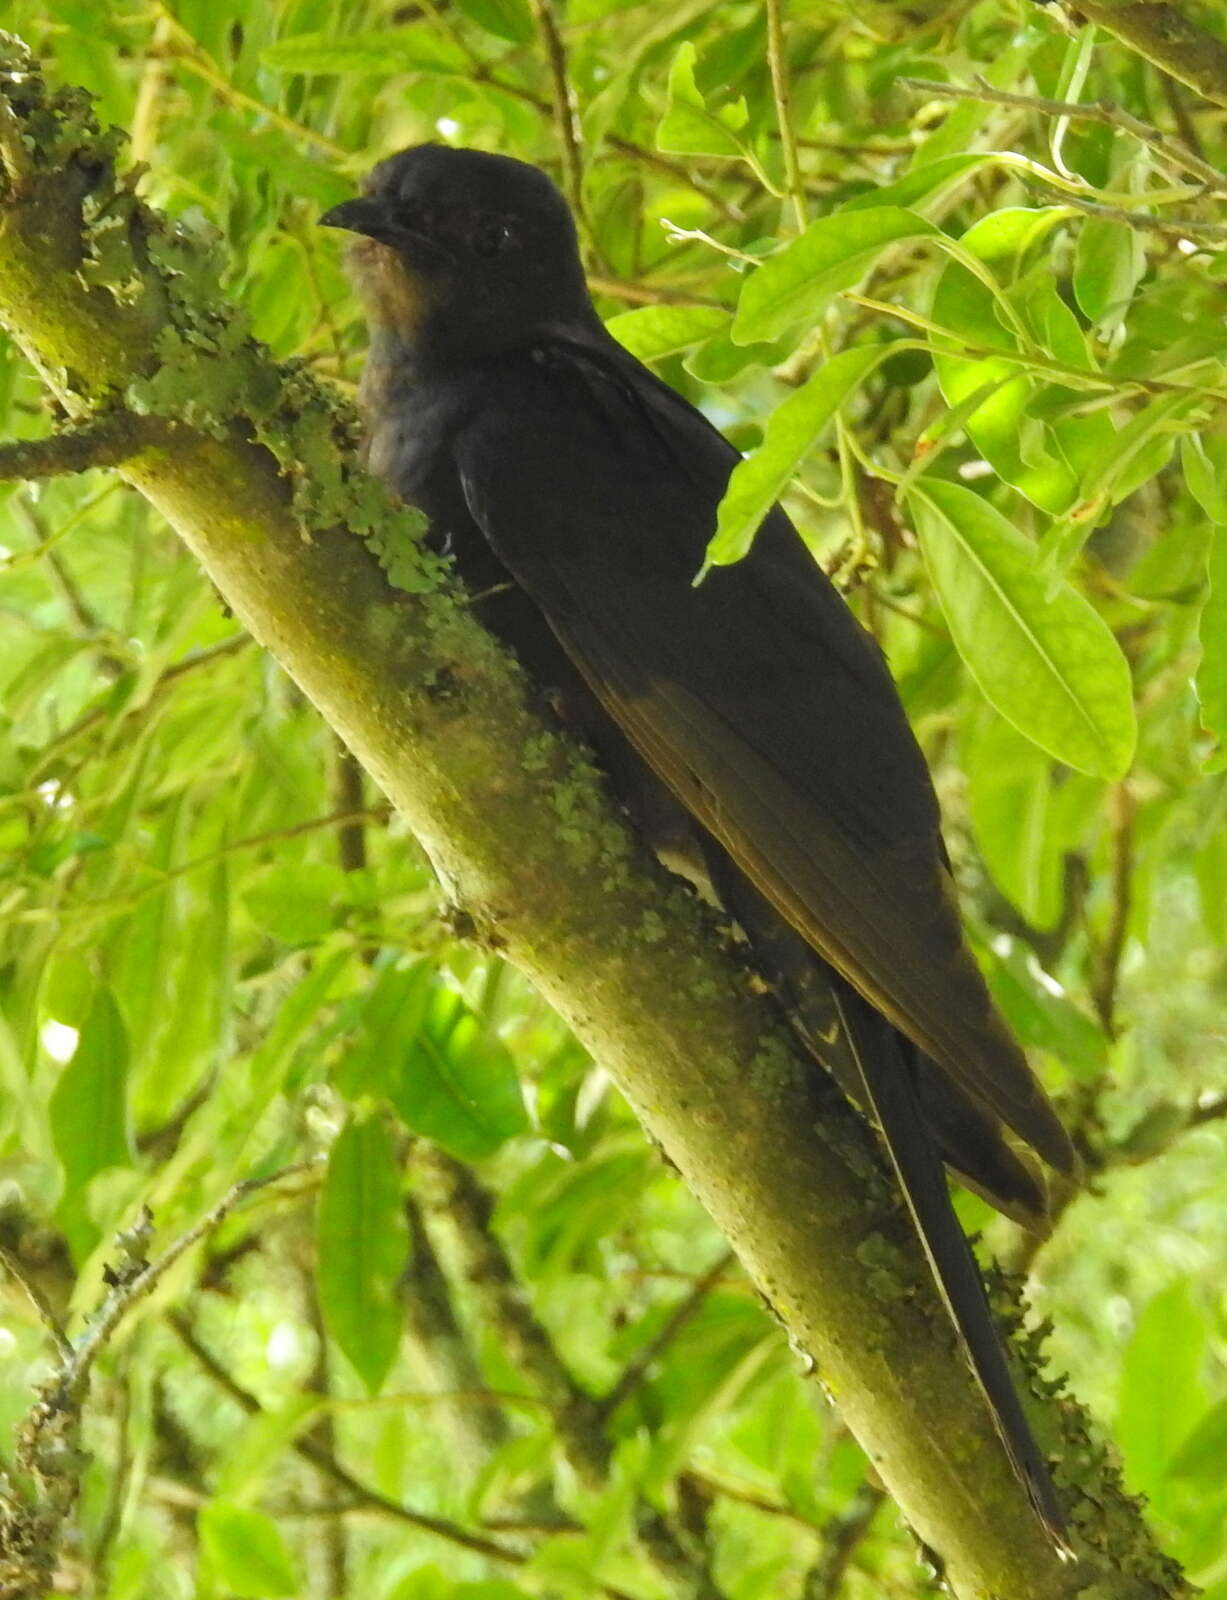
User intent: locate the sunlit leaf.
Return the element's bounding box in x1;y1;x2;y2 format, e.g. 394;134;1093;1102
733;207;937;345
198;1502;301;1598
705;346;884;566
657;41;751;161
907;479;1136;777
316;1112;408;1393
49;989;131;1196
1197;525;1227;766
605;305;730;362
261;28;466;74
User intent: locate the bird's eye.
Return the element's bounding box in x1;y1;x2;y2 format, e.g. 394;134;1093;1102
472;216;514;258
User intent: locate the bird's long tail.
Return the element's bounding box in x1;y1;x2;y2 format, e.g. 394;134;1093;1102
829;977;1073;1559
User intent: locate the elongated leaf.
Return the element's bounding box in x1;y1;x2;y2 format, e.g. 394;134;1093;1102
706;346;884;567
843;154;988;213
1170;1397;1227;1484
931;209;1086;513
907;480;1136;777
1183;433;1227;524
605;305;729;363
198;1502;300;1598
316;1112;408;1393
391;978;528;1159
1117;1281;1206;1497
49;989;131;1195
1197;525;1227;767
261;28;464;74
1074;215;1145;324
733;208;937;345
455;0;534;45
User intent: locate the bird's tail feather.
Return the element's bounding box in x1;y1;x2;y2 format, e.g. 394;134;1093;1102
829;978;1073;1559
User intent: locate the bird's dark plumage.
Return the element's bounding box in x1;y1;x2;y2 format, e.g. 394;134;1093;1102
321;143;1074;1549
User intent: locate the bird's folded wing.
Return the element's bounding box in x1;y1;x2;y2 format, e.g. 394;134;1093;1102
455;350;1072;1175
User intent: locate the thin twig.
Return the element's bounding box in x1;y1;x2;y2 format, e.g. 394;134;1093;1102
766;0;806;232
1028;186;1227;240
69;1165;321;1394
411;1143;609;1488
598;1250;735;1420
529;0;586;239
587;273;724;308
0;1245;72;1361
803;1483;886;1599
841;294;1227;403
164;1311;540;1573
900;76;1227;194
152;6;349;162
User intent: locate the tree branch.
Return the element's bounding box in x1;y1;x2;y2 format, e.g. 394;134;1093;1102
1059;1;1227;111
0;38;1186;1600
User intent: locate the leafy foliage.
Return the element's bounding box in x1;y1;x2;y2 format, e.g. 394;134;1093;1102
1;1;1227;1596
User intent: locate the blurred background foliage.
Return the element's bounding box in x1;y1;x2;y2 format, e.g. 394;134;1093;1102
1;0;1227;1594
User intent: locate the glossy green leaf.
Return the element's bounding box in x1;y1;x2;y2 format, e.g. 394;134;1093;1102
316;1112;408;1393
908;480;1136;777
733;208;937;345
49;989;131;1195
198;1502;301;1598
705;346;884;567
605;305;730;363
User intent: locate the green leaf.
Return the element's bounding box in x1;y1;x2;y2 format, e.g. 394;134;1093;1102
243;861;346;945
733;208;937;345
1197;526;1227;764
1117;1280;1207;1497
1040;390;1193;571
1073;216;1146;325
931;209;1082;513
657;41;751;162
49;989;131;1195
316;1112;408;1393
454;0;535;44
705;346;885;567
981;939;1107;1080
1170;1397;1227;1484
604;305;730;363
843;154;988;213
907;480;1136;778
198;1502;301;1598
1183;433;1227;524
261;28;465;74
391;975;529;1159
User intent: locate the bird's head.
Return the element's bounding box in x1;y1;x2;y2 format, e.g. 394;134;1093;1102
320;144;596;366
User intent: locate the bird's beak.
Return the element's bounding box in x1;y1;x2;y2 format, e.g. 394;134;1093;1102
318;196;396;242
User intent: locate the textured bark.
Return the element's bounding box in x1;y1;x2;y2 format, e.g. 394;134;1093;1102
0;35;1186;1599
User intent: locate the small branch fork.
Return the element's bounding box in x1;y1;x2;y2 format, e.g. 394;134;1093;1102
0;1166;320;1598
900;77;1226;197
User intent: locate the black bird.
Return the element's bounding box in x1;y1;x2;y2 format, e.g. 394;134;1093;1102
320;144;1075;1549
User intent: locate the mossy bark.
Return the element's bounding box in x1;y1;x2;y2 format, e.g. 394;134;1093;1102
0;36;1186;1600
